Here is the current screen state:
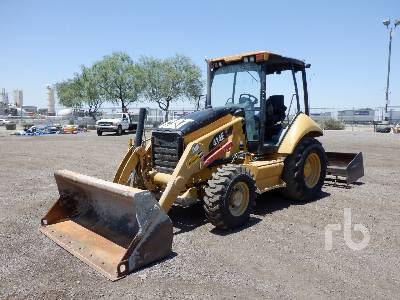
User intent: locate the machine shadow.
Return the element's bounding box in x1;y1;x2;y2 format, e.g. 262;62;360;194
129;252;178;277
169;189;330;237
252;189;331;217
211;190;330;236
169;202;208;236
209;217;262;236
324;178;365;189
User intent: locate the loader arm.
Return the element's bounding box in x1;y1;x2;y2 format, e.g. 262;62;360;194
113;145;146;185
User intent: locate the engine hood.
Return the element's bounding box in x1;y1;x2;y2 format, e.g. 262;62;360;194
156;106;240;135
97;118;120;123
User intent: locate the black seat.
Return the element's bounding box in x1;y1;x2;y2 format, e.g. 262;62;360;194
264;95;286;143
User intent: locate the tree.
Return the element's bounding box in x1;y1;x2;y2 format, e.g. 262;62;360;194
56;79;81;109
56;66;104;120
94;52;142;112
138;54;203;121
77;66;105;120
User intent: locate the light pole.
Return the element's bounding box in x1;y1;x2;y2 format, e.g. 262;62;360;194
383;19;400;120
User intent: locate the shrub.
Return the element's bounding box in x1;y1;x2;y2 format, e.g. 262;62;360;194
5;123;16;130
319;118;345;130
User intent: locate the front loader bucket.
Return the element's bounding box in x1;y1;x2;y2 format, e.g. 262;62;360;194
40;170;173;281
326;152;364;184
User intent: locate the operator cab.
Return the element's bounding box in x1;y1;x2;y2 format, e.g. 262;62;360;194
206;51;310;154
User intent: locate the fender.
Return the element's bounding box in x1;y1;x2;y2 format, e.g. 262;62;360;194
277;113;323;154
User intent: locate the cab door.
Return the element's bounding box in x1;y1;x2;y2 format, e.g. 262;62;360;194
122;113;129;130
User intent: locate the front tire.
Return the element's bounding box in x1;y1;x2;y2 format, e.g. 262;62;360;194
203;164;256;229
127;169;146;189
282;137;327;201
97;130;102;136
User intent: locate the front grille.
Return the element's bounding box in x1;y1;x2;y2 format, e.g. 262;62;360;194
98;122;113;126
152;131;183;174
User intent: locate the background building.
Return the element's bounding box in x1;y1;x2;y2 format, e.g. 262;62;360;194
337;108;375;124
22;105;38;115
389;109;400;123
310;112;333;122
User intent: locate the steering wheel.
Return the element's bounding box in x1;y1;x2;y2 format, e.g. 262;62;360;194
225;97;233;105
239;93;258;105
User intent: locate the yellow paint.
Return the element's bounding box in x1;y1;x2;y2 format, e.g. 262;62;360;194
178;187;198;201
150;171;172;187
113;143;151;186
158;117;245;212
114;112;322;214
189;167;214;185
115;147;145;185
183;114;233;144
113;146;134;183
278;113;323;154
245;160;285;192
186;154;201;169
303;152;321;188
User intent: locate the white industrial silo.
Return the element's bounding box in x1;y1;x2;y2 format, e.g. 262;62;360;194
46;84;55;116
13;89;23;107
0;88;7;104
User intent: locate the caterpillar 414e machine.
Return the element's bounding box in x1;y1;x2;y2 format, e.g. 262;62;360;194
41;51;364;280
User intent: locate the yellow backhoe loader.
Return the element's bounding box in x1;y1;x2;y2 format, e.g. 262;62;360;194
40;51;364;280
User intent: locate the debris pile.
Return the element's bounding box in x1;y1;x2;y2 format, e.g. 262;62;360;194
12;124;87;136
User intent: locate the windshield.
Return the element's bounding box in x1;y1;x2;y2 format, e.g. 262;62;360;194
210;62;262;107
105;113;124;119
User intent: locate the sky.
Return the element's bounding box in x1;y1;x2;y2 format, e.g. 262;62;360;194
1;0;400;111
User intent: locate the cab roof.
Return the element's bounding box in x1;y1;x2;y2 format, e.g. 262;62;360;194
209;51;306;73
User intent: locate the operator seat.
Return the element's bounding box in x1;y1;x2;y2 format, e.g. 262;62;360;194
264;95;287;144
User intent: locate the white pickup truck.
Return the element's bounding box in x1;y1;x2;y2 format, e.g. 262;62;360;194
96;113;138;136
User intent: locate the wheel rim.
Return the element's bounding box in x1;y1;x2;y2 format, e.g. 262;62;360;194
228;181;250;217
303;152;321;188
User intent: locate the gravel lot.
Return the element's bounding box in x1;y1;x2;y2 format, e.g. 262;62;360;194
1;128;399;299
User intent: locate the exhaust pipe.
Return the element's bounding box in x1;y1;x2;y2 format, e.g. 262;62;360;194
134;108;147;147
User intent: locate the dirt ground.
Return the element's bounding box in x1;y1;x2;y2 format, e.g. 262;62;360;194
1;128;399;299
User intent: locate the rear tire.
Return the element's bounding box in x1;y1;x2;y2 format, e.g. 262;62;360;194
282;137;327;201
116;126;122;136
97;130;102;136
203;164;256;229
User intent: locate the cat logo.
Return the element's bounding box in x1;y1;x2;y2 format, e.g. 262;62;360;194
159;118;194;129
